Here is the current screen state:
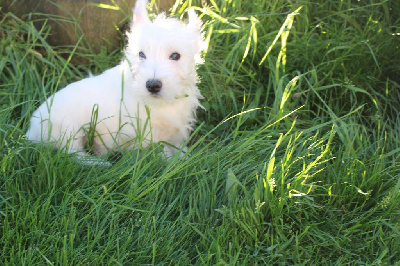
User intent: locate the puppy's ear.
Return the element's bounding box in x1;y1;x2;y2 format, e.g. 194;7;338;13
187;9;205;56
133;0;151;25
187;8;202;31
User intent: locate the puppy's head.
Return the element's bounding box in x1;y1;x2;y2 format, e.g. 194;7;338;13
125;0;204;105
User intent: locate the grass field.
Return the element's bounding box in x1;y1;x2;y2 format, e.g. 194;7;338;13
1;0;399;264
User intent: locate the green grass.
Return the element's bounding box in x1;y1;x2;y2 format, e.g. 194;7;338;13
1;0;399;264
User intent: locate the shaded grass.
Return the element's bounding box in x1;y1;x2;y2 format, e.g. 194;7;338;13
1;0;399;264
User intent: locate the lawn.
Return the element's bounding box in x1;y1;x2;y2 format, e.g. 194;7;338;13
1;0;399;264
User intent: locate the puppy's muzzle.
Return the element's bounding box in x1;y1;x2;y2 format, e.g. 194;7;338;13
146;79;162;94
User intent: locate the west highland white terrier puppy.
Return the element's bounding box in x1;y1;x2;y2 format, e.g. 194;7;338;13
26;0;204;165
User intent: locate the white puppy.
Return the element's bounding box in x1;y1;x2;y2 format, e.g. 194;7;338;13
26;0;204;164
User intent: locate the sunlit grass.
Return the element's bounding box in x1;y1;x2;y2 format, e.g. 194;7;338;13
1;0;399;264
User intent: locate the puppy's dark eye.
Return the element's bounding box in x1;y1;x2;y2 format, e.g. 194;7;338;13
169;52;180;61
139;51;146;59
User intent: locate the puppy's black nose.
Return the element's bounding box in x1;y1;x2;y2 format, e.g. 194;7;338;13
146;79;162;94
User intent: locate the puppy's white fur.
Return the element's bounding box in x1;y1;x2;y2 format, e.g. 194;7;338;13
26;0;204;163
